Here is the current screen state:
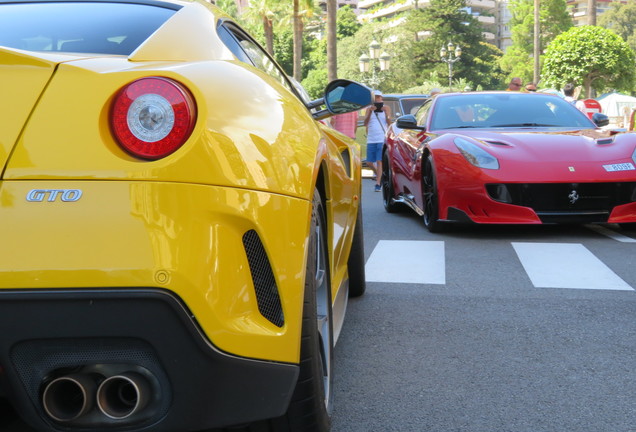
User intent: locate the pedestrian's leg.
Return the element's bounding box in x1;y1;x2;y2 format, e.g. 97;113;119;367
374;157;382;191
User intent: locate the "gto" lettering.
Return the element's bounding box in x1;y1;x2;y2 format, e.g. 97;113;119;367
26;189;83;202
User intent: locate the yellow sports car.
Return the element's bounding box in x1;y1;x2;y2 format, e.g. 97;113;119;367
0;0;369;430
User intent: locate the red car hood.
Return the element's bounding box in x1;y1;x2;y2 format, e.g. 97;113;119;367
456;128;636;181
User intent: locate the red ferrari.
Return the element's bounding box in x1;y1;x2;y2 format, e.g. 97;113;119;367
382;91;636;232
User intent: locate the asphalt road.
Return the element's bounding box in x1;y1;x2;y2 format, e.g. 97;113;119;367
331;177;636;432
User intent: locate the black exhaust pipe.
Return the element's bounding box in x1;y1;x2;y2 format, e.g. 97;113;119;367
42;374;96;422
96;372;149;419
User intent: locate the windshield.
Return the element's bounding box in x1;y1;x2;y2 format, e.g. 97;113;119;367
430;93;595;130
0;2;177;55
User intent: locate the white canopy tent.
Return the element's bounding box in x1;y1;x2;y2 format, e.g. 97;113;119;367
596;92;636;117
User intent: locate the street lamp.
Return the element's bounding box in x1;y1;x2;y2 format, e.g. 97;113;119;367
359;39;391;88
440;41;461;90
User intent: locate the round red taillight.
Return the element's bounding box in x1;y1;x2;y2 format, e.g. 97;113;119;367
111;77;196;160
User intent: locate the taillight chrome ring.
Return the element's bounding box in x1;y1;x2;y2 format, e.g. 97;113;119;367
111;77;196;160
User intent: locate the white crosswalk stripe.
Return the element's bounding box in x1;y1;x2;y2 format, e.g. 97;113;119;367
366;240;634;291
365;240;445;284
585;224;636;243
512;242;633;291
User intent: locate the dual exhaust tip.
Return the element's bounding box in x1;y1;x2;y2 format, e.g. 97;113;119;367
42;372;150;423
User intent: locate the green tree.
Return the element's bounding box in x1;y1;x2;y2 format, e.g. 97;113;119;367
598;1;636;53
499;0;572;85
302;68;329;99
214;0;239;20
542;25;636;97
273;27;294;75
335;2;503;92
336;20;415;93
405;0;503;90
336;5;361;39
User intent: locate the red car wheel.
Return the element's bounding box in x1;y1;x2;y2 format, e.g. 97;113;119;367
423;155;444;233
381;150;402;213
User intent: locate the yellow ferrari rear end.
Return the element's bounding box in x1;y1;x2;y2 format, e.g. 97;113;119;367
0;0;369;430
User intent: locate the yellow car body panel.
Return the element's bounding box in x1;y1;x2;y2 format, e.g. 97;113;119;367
0;0;370;428
4;58;319;197
0;180;310;362
0;50;57;169
0;0;362;364
128;0;235;62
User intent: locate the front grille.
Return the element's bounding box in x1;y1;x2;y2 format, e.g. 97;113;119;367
486;182;636;223
242;230;284;327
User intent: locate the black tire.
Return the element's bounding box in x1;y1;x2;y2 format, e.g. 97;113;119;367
276;189;333;431
347;202;366;298
381;150;402;213
422;155;444;233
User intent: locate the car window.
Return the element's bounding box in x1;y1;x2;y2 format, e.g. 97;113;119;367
415;99;432;126
0;1;177;55
383;100;400;118
430;93;594;130
218;22;294;95
401;98;428;116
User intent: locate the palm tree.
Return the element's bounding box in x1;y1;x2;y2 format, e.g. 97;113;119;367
326;0;337;81
533;0;539;83
587;0;596;25
292;0;317;81
243;0;280;55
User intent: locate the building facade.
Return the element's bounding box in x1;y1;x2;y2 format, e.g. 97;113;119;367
566;0;620;26
355;0;624;52
356;0;498;44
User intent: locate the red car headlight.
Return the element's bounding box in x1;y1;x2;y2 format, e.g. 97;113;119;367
111;77;196;160
454;137;499;170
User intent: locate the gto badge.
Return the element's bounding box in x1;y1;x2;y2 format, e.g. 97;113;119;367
568;190;579;204
26;189;83;202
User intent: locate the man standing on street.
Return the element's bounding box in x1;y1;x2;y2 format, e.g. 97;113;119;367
363;91;391;192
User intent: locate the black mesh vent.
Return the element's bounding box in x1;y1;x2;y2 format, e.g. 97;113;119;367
242;230;284;327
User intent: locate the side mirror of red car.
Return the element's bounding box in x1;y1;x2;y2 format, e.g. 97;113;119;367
592;112;609;128
396;114;426;131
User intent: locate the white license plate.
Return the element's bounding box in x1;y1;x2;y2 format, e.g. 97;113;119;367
603;162;636;172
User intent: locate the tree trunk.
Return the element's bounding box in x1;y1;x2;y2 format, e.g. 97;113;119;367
583;75;593;99
263;16;274;56
293;0;302;82
533;0;540;84
587;0;596;25
326;0;337;82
